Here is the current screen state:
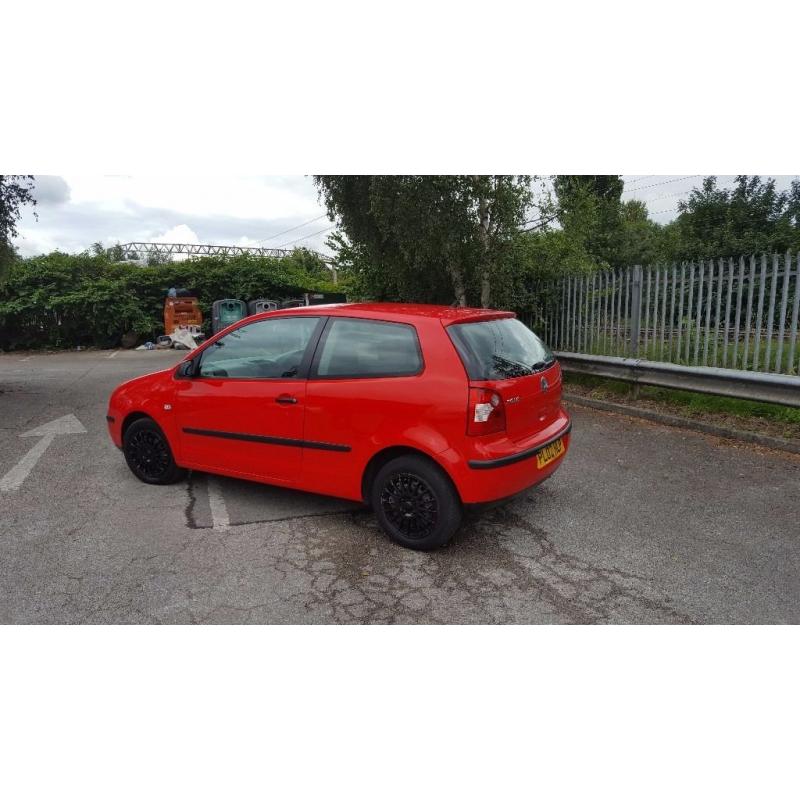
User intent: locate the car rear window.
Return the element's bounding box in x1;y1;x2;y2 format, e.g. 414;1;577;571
314;318;423;378
447;317;555;380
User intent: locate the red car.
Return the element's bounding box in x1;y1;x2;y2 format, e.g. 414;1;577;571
107;304;571;550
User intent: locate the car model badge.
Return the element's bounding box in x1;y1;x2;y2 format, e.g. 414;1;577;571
540;377;549;392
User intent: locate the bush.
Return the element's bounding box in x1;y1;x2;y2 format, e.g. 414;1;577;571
0;250;336;350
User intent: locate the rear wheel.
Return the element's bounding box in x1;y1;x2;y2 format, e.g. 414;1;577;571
123;418;186;485
371;455;462;551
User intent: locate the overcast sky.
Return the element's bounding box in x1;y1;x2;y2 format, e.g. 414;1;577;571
14;176;334;258
12;174;800;259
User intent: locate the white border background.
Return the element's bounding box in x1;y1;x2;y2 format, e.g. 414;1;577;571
2;1;798;797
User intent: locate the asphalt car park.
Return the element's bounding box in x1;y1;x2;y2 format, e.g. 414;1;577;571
1;349;799;623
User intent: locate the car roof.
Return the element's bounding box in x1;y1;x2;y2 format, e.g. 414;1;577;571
251;302;516;326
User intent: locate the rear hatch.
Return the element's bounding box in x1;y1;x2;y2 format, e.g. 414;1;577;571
447;316;561;441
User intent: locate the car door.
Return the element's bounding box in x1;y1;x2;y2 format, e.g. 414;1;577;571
174;315;325;484
301;316;427;499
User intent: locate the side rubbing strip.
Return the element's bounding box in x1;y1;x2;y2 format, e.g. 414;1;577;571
182;427;351;452
467;420;572;470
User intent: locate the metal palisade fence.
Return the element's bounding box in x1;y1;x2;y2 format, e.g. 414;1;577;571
530;252;800;377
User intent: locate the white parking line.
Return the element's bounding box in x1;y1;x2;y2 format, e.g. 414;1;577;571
107;350;120;359
19;356;31;362
207;477;231;531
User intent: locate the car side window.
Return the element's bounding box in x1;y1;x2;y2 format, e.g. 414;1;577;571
314;318;422;378
198;316;320;379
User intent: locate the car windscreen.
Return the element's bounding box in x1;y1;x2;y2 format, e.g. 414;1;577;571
447;317;555;380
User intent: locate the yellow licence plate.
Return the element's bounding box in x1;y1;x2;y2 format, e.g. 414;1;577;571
536;437;565;469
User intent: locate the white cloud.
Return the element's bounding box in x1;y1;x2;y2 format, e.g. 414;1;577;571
235;235;265;248
14;226;67;258
12;175;332;257
151;224;200;245
64;175;323;222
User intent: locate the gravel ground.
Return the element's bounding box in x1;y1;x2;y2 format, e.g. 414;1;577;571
564;376;800;441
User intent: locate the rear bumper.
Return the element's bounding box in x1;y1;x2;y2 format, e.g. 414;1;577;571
443;411;572;504
467;421;572;470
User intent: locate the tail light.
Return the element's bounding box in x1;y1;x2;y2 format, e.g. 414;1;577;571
467;387;506;436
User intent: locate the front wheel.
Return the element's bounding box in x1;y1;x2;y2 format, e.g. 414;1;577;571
123;418;186;485
371;455;462;551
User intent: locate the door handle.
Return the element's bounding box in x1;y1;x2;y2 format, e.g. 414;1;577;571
275;394;298;405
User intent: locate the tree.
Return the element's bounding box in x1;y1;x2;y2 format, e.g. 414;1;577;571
668;175;800;259
146;250;173;266
281;246;331;280
0;175;37;281
314;175;532;307
90;241;127;262
617;199;672;267
552;175;624;266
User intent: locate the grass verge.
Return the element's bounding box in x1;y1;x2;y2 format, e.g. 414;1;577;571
563;373;800;441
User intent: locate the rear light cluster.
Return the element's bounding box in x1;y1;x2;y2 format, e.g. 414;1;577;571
467;387;506;436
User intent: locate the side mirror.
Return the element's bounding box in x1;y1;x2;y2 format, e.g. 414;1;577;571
178;359;197;378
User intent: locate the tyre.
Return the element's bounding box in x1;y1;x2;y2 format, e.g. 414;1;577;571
371;455;462;551
123;418;187;485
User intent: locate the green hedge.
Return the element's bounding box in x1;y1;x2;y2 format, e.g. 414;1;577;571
0;250;336;350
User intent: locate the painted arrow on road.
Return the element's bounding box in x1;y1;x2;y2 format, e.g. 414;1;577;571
0;414;87;492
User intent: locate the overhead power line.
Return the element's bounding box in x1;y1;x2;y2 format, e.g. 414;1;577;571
521;214;545;226
520;177;700;230
255;213;328;245
645;187;709;203
622;175;657;186
622;175;702;194
519;212;559;232
639;177;743;206
643;175;794;217
279;225;336;248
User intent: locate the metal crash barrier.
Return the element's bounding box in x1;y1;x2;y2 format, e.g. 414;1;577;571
555;351;800;408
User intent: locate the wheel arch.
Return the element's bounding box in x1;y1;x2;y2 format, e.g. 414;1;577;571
360;445;461;505
121;410;154;440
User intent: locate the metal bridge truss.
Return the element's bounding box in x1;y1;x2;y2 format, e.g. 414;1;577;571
118;242;327;261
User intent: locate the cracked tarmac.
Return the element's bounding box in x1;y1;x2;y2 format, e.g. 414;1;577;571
1;349;798;623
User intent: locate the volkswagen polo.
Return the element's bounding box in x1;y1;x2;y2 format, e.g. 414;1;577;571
107;304;571;550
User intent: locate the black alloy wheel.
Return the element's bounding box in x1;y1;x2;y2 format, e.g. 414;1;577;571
127;428;170;480
371;454;462;551
380;472;439;539
123;418;186;485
